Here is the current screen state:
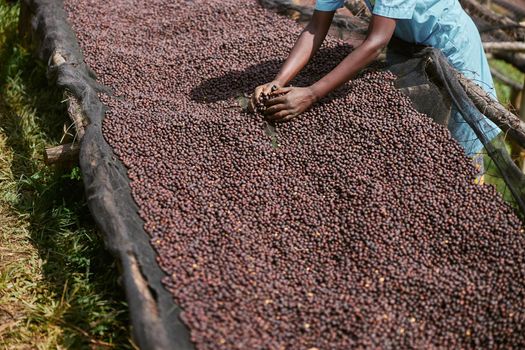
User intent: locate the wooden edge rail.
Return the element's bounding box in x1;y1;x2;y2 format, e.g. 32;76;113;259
460;0;525;73
494;0;525;20
493;51;525;73
490;67;523;90
65;90;87;140
484;41;525;52
44;143;80;165
44;52;87;165
462;0;521;31
458;72;525;147
344;0;371;19
257;0;368;34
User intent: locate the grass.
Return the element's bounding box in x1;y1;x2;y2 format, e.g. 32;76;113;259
0;1;133;348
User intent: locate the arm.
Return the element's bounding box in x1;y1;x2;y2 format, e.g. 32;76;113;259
274;10;335;86
266;15;397;122
249;10;335;111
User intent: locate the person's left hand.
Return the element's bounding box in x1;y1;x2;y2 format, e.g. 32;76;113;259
264;86;317;123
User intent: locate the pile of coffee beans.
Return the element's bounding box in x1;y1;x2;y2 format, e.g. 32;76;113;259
64;0;525;349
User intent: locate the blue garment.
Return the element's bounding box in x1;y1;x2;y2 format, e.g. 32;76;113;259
315;0;500;156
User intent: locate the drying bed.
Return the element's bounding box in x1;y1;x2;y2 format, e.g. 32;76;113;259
24;0;525;348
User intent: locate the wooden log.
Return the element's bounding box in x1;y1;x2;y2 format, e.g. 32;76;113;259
458;73;525;147
484;41;525;52
490;67;524;90
493;0;525;19
50;53;87;140
258;0;369;34
44;143;80;165
42;53;87;165
493;51;525;73
65;91;87;140
344;0;371;18
462;0;521;30
463;0;525;62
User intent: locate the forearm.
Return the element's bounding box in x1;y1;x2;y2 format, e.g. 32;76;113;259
274;12;333;86
310;40;384;100
262;15;396;123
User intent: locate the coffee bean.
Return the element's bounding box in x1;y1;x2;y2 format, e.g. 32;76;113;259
64;1;525;349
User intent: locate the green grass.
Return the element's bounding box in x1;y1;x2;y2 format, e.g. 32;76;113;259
490;58;524;108
0;1;133;348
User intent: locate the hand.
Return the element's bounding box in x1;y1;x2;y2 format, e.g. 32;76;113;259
264;86;317;122
249;81;281;113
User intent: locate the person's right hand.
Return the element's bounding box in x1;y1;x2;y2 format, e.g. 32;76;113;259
249;81;281;113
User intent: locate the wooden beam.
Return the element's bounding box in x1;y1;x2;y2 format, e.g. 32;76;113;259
462;0;521;30
344;0;371;18
484;41;525;52
258;0;368;34
493;0;525;19
493;51;525;73
490;67;523;90
458;73;525;147
44;143;80;165
65;91;86;140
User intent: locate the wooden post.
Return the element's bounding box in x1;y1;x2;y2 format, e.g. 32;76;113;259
44;143;80;165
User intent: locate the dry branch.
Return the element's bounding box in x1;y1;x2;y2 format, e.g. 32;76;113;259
458;73;525;147
493;0;525;19
490;67;524;90
484;41;525;52
44;143;80;165
258;0;368;33
344;0;371;19
462;0;522;31
65;91;87;140
493;51;525;72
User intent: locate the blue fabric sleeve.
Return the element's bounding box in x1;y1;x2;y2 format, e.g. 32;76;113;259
314;0;345;11
372;0;416;19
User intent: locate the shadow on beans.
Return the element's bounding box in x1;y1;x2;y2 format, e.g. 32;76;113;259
190;45;354;104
